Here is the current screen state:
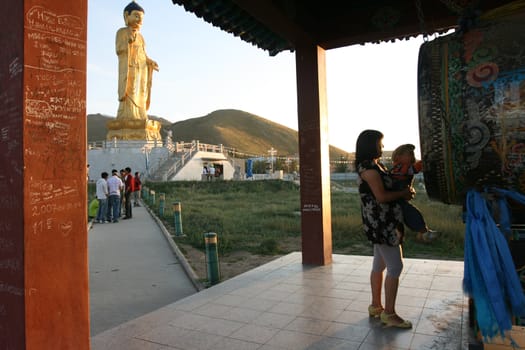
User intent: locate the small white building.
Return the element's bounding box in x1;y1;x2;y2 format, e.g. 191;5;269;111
88;140;237;182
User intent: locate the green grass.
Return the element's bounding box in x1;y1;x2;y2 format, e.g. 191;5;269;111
144;180;465;260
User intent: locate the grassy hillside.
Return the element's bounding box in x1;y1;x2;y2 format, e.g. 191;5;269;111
167;110;299;156
87;109;349;159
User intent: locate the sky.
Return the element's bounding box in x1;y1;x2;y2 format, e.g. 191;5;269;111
87;0;428;155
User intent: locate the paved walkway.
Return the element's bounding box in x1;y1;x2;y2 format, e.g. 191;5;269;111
91;253;475;349
89;204;198;336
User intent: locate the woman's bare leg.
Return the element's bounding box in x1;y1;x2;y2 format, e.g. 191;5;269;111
371;270;383;307
384;275;399;314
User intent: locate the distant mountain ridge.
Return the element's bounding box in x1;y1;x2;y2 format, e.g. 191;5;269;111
87;109;349;159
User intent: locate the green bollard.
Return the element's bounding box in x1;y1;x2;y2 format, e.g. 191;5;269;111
173;201;184;236
204;232;220;285
150;190;155;206
159;193;165;217
142;186;149;201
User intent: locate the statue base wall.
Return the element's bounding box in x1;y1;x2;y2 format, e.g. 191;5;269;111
106;119;162;141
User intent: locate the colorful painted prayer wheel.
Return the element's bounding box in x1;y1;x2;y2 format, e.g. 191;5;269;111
418;11;525;205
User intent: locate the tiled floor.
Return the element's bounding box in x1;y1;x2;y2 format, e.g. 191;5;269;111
91;253;471;350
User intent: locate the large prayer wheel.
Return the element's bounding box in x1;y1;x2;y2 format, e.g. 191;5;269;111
418;9;525;205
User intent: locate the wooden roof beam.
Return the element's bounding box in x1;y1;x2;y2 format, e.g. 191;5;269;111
231;0;313;47
320;16;458;50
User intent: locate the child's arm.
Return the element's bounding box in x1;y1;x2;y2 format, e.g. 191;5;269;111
391;163;411;175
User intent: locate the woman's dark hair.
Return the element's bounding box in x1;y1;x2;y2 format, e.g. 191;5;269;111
355;129;383;170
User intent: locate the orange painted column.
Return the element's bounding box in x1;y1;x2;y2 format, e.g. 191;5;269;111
0;1;90;349
295;43;333;266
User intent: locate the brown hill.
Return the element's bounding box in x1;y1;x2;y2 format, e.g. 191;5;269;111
167;110;291;157
87;109;349;159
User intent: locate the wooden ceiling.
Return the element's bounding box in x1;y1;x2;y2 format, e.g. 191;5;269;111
172;0;517;55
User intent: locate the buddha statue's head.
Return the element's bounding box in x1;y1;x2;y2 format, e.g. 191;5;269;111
123;2;145;28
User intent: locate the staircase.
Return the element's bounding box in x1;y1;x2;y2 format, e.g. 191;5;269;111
148;142;200;181
148;154;180;181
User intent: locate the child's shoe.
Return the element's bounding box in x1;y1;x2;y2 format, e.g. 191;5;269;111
416;230;438;243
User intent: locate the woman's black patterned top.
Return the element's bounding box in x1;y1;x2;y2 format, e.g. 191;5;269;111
357;160;405;246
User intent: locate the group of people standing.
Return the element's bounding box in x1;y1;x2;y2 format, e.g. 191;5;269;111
94;167;142;223
202;165;221;181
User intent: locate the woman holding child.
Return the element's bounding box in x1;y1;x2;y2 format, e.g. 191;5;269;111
355;129;415;328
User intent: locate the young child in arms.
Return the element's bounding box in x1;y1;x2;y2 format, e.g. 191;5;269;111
390;144;437;243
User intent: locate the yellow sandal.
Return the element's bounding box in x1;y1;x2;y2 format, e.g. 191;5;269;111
368;304;384;318
380;312;412;329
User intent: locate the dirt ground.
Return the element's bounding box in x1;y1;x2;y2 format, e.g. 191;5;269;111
177;237;444;284
178;243;284;282
177;236;364;284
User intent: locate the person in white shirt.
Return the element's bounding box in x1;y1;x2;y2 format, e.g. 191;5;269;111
107;169;124;223
95;172;109;223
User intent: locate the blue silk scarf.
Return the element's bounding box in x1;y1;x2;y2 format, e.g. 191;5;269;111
463;188;525;340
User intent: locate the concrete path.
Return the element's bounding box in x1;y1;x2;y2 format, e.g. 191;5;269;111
88;204;198;336
91;253;471;350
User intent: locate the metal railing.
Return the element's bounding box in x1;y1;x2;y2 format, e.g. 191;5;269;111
88;139;167;149
89;139;227;153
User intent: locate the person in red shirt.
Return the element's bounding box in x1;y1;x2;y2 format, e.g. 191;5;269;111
390;144;437;243
133;172;142;207
123;167;135;219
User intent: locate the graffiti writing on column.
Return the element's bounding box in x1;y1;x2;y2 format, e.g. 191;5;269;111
24;5;86;180
20;4;86;247
28;180;81;238
0;56;23;170
0;5;25;320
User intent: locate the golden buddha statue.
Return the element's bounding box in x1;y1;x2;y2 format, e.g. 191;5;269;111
106;1;162;141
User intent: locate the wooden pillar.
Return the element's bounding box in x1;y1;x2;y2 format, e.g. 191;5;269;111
0;1;90;349
295;43;332;266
